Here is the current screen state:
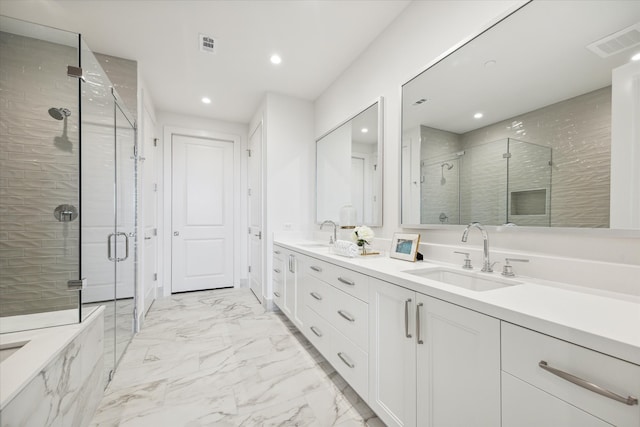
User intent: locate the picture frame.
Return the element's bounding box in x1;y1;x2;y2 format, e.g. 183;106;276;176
390;233;421;262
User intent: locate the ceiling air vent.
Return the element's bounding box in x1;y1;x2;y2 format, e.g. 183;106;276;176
199;34;217;54
587;23;640;58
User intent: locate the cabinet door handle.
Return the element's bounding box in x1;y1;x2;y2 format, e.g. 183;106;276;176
273;268;281;274
310;326;323;337
274;250;281;255
416;302;424;344
273;291;281;298
405;298;412;338
310;292;323;301
337;310;355;322
538;361;638;406
337;352;355;369
337;277;355;286
310;266;322;272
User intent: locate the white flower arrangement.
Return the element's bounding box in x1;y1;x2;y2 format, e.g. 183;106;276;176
351;225;374;247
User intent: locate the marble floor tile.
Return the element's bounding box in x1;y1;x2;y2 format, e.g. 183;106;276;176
89;288;383;426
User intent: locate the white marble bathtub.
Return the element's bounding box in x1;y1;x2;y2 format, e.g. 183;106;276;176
0;306;105;426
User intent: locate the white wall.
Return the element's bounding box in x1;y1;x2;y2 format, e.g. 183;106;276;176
156;111;248;296
314;0;640;295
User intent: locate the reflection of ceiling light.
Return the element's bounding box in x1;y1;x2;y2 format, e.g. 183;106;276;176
361;128;368;133
632;52;640;61
202;97;211;104
474;112;483;119
270;54;282;64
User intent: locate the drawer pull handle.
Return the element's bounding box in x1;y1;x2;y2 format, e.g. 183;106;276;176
337;352;355;369
337;310;355;322
273;291;281;298
538;361;638;406
416;302;424;344
337;277;355;286
405;298;412;338
273;268;281;274
310;326;323;337
274;250;281;255
310;292;323;301
310;266;322;272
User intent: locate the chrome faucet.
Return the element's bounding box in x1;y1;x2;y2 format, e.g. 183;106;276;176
461;222;493;272
320;220;337;245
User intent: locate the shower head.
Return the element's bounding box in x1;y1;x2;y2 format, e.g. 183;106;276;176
48;107;71;120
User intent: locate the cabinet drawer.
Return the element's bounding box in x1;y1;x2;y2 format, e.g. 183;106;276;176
502;372;613;427
272;258;284;283
304;305;333;358
328;321;369;401
502;322;639;427
305;275;333;320
327;286;368;351
325;263;369;302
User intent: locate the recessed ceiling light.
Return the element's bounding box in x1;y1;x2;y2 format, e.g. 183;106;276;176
474;112;483;119
632;52;640;61
270;54;282;65
201;97;211;104
361;128;368;133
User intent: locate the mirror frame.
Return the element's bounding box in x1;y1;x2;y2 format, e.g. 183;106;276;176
398;2;640;237
316;96;384;227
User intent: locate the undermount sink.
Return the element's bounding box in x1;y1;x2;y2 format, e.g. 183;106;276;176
405;268;521;292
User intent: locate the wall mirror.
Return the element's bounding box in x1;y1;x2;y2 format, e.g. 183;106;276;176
401;1;640;229
317;98;383;226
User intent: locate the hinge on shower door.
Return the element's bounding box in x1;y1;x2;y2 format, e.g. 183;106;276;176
153;138;158;147
67;65;85;81
153;273;158;281
68;277;87;290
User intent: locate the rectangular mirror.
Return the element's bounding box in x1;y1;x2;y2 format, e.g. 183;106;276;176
401;1;640;229
317;98;383;226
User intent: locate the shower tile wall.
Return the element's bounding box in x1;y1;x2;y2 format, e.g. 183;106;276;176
0;31;80;317
419;87;610;227
461;86;611;228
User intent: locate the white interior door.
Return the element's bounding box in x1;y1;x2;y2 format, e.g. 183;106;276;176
248;124;263;302
142;106;158;313
171;134;234;293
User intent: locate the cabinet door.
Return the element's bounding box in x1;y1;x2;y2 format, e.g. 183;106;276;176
416;295;500;427
293;253;305;328
369;278;417;427
283;252;295;318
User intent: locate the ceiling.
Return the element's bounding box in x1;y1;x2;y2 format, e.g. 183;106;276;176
0;0;410;123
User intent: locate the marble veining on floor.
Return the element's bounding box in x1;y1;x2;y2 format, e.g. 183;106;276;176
90;288;384;426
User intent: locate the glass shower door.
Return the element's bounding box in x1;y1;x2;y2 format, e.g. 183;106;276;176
113;97;136;368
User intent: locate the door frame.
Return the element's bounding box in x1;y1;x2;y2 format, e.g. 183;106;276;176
162;126;242;297
247;120;265;303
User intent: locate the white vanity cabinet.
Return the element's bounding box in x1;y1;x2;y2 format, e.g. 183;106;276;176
501;323;640;427
273;245;306;329
272;248;284;307
368;277;501;427
301;255;370;400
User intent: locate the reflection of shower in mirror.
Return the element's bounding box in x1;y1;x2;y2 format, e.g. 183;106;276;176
440;162;454;185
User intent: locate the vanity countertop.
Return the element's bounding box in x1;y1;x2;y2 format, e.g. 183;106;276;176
275;240;640;366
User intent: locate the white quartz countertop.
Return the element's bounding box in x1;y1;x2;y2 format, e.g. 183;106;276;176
275;240;640;366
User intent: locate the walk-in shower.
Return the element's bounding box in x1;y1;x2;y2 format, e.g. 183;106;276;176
0;15;138;392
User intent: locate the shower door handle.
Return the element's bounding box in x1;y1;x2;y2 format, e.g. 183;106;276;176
107;232;130;262
116;232;129;262
107;233;116;261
